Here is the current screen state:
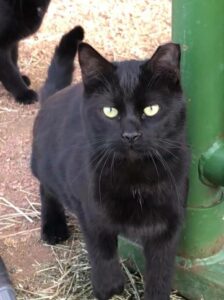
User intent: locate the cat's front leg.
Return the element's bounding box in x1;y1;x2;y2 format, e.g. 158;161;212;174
40;184;70;245
81;221;124;300
11;43;31;86
142;233;179;300
0;48;37;104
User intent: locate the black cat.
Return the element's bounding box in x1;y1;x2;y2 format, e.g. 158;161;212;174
0;0;51;104
31;26;190;300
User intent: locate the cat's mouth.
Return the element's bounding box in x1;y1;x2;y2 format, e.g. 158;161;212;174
126;149;141;161
119;145;143;161
110;142;145;161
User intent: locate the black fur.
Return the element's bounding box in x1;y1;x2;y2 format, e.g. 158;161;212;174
40;25;84;101
0;0;50;104
31;27;190;300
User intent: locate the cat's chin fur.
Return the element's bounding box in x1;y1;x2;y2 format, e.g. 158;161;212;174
125;149;142;161
31;28;190;300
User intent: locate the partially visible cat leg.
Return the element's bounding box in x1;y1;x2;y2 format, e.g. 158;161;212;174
0;48;37;104
11;43;31;86
142;233;179;300
81;219;124;300
40;184;69;245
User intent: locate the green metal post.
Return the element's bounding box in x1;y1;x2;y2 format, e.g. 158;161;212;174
173;0;224;259
119;1;224;300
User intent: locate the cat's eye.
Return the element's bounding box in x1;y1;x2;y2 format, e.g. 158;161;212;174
143;105;160;117
103;107;119;118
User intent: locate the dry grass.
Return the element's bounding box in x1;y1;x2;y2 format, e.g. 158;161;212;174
0;196;40;238
0;197;185;300
0;0;185;299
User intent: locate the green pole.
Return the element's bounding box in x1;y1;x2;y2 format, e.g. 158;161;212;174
172;0;224;259
171;1;224;299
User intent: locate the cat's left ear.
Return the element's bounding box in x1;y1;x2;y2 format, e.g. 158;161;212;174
78;43;115;93
150;43;181;70
143;43;181;83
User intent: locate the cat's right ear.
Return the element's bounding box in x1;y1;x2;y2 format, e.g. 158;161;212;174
78;43;115;93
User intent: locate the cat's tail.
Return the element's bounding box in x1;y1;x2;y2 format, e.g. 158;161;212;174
40;25;84;103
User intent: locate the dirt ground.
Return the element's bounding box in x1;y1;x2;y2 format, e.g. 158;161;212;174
0;1;184;299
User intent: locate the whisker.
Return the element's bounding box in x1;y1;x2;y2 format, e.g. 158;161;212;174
153;149;180;204
71;147;107;184
155;137;190;149
146;150;160;180
154;143;179;161
98;150;112;204
109;151;116;184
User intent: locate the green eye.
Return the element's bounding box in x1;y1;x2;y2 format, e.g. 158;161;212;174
103;107;118;118
143;105;160;117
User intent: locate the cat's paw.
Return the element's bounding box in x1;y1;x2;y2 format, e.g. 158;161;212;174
41;221;70;245
16;89;38;104
93;272;124;300
22;75;31;86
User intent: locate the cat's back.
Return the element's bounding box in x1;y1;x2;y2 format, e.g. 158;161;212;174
32;83;84;173
0;0;21;44
31;83;87;201
34;83;83;142
0;0;50;46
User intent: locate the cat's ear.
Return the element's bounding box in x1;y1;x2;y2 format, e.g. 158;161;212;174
78;43;115;93
143;43;181;85
150;43;181;71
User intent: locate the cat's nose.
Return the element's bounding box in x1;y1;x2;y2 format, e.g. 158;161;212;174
122;131;142;143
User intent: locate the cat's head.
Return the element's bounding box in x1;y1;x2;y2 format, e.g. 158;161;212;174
17;0;50;35
78;42;185;162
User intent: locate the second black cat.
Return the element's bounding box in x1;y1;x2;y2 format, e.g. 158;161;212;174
32;26;190;300
0;0;51;104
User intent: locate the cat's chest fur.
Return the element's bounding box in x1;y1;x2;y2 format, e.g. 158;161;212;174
92;160;181;234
